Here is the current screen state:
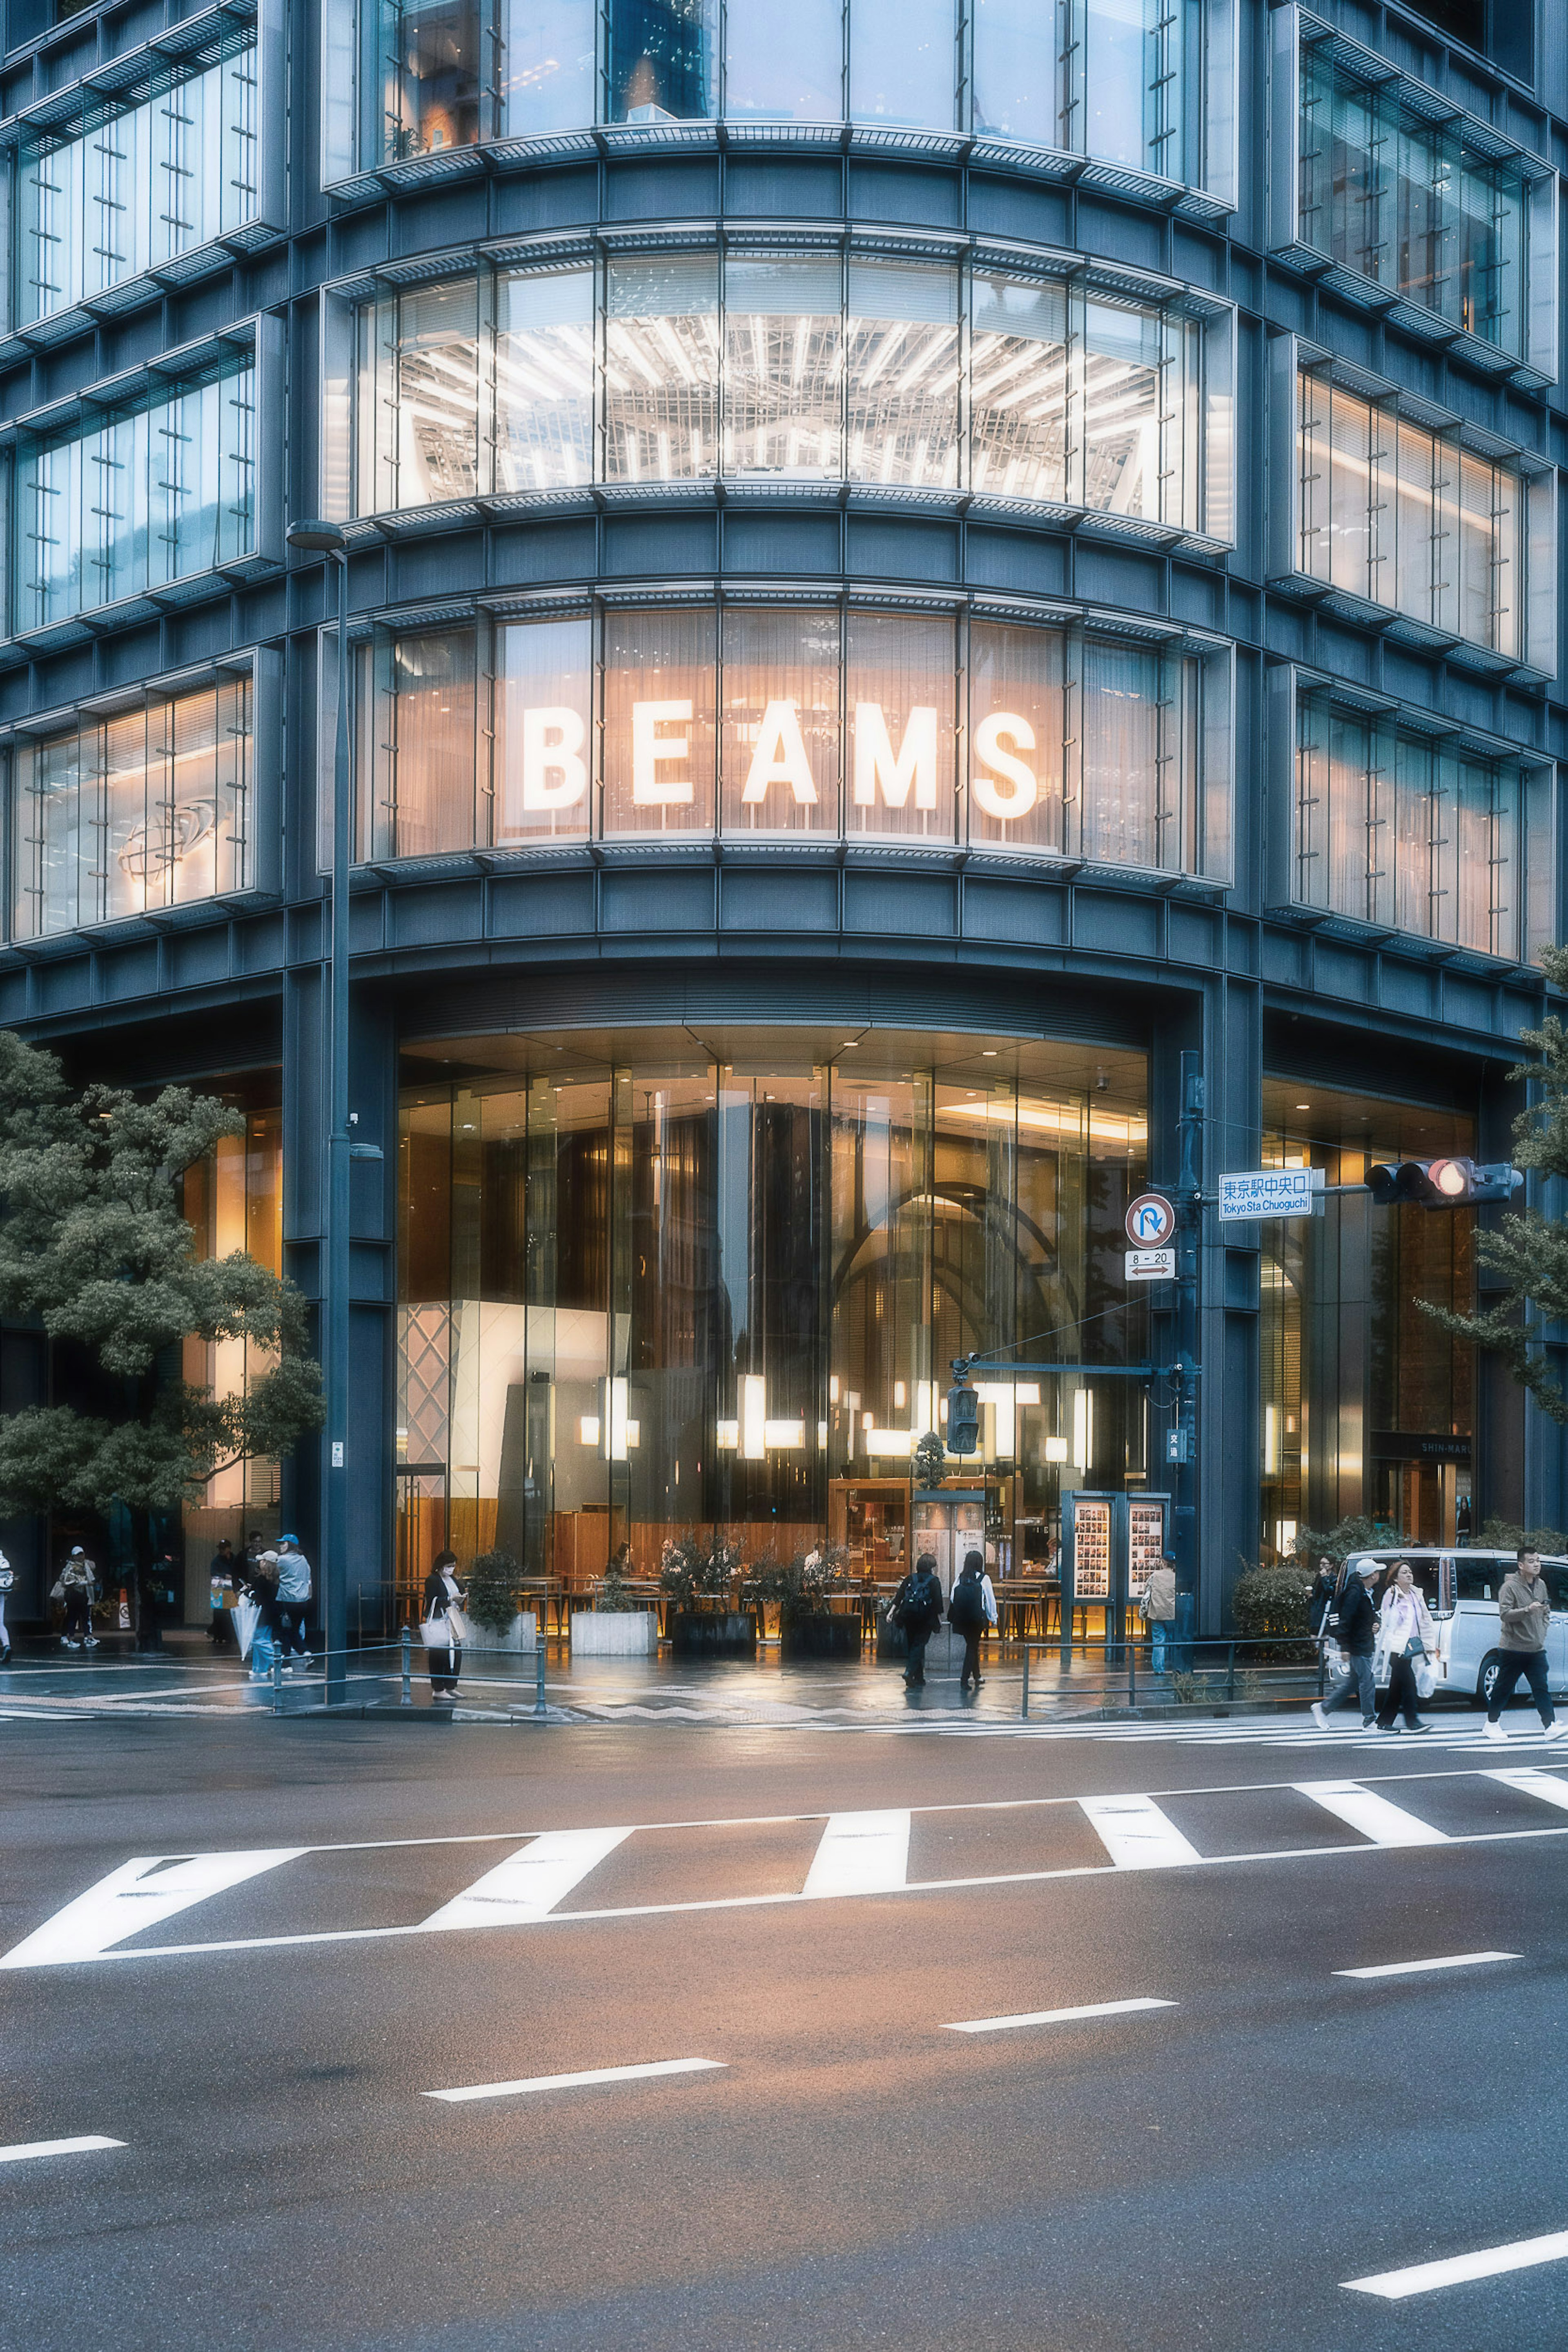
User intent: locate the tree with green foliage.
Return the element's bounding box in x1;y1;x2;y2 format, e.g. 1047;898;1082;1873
1420;946;1568;1422
0;1031;323;1531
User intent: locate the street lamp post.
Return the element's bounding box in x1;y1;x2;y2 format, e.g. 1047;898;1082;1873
287;519;350;1704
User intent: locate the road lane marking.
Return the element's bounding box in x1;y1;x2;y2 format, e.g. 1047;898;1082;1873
1344;2227;1568;2298
1334;1950;1520;1980
802;1810;911;1897
1295;1780;1448;1847
426;2058;725;2104
419;1828;633;1931
945;1997;1175;2033
0;2135;124;2163
0;1848;308;1969
1079;1794;1201;1868
1487;1766;1568;1813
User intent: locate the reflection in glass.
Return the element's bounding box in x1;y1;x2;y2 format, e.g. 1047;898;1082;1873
396;1032;1149;1612
604;256;721;483
496;615;594;841
1081;642;1194;874
1083;0;1180;175
970;274;1069;505
601;606;718;834
18;45;260;326
849;0;955;128
720;606;841;835
16;361;255;630
846;261;959;489
971;0;1058;147
13;675;253;940
1299;47;1525;357
495;270;595;491
723;257;844;479
393;282;481;505
1295;689;1549;961
502;0;597;134
725;0;842;118
1082;299;1164;522
609;0;717;120
374;0;485;159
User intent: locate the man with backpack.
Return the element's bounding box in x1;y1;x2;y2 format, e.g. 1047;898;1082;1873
949;1550;991;1691
890;1552;944;1689
1311;1556;1379;1730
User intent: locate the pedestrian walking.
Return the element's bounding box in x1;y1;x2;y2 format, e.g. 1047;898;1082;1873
1141;1551;1178;1673
949;1550;989;1691
53;1547;98;1651
890;1551;944;1688
1307;1554;1338;1639
209;1539;238;1648
242;1549;283;1683
1311;1556;1380;1730
1375;1561;1437;1733
0;1547;12;1664
274;1535;314;1668
421;1551;467;1699
1484;1547;1566;1744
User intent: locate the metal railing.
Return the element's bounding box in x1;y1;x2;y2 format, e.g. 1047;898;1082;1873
1020;1634;1327;1718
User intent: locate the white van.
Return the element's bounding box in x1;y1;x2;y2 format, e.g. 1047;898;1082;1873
1331;1549;1568;1708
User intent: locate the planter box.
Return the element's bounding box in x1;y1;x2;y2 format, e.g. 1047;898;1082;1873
468;1610;537;1652
780;1612;862;1663
669;1610;757;1660
570;1610;658;1657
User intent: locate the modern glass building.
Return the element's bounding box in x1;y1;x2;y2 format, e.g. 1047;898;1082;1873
0;0;1562;1629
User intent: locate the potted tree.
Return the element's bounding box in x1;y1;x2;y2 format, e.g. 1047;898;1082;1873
571;1548;658;1658
662;1529;756;1659
463;1549;536;1652
760;1545;862;1663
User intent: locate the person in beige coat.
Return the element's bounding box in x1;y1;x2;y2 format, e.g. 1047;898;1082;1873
1484;1548;1566;1744
1140;1553;1178;1674
1374;1562;1436;1733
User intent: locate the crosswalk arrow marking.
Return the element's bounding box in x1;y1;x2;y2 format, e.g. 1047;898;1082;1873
0;1849;308;1969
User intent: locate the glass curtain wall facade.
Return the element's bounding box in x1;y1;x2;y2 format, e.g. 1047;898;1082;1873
1258;1081;1475;1555
339;606;1230;876
14;40;261;329
13;354;257;629
11;673;255;940
343;0;1210;180
396;1030;1147;1609
347;259;1222;535
1292;686;1552;962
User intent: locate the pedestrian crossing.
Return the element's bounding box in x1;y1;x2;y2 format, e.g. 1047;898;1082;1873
8;1762;1568;1972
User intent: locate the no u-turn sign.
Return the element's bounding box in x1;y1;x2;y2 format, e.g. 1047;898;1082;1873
1125;1192;1176;1248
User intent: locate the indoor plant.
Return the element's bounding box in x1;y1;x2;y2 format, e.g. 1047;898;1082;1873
463;1548;536;1651
661;1528;755;1658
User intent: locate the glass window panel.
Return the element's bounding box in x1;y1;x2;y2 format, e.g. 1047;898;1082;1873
1080;641;1164;867
723;257;843;481
1453;757;1494;955
1392;735;1431;940
968;621;1065;854
496;614;594;842
845;261;959;489
495;268;595;492
383;631;478;856
849;0;954;129
501;0;596;135
1452;153;1521;352
609;0;716;122
374;0;484;161
972;0;1060;147
1456;450;1506;654
102;704;157;920
1523;765;1554;966
1084;0;1179;177
604;256;720;484
394;281;481;505
844;610;955;843
969;274;1069;506
725;0;841;119
1081;299;1161;520
1391;414;1437;627
719;604;840;836
1325;380;1374;600
94;412;149;606
602;606;717;836
1300;55;1386;286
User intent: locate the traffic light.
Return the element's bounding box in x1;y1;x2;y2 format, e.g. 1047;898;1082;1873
947;1372;980;1456
1365;1158;1523;1208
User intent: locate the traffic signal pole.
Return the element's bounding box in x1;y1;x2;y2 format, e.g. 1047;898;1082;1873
1171;1050;1203;1613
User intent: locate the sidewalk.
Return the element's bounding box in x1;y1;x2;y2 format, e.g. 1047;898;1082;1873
0;1628;1315;1729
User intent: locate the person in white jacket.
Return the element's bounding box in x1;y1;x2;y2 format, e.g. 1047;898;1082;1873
1374;1561;1437;1734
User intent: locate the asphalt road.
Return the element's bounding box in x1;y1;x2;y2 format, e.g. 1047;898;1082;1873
4;1712;1568;2351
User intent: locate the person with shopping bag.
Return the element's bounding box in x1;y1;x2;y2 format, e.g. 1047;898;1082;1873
1374;1561;1437;1734
421;1551;469;1701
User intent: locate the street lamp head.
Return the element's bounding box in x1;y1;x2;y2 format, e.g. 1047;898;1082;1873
286;518;347;556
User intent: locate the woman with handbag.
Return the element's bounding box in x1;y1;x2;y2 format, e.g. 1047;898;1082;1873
1375;1560;1437;1734
421;1551;468;1701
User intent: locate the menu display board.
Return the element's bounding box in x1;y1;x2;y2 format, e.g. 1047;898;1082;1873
1071;1496;1112;1599
1127;1499;1167;1600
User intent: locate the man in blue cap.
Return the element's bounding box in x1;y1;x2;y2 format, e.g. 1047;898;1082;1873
274;1534;314;1672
